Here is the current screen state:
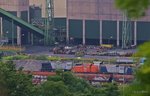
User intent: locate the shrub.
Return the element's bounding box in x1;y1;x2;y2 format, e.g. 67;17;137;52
2;55;29;60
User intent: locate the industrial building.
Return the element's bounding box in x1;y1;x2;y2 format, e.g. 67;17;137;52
66;0;150;47
0;0;66;45
29;0;66;44
29;0;150;47
0;0;45;45
0;0;150;47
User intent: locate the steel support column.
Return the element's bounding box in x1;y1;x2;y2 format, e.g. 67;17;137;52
27;9;31;44
31;33;34;45
66;0;69;44
17;11;21;45
66;18;69;44
0;17;3;38
82;19;85;45
11;19;14;45
134;21;137;46
117;21;120;46
100;20;102;45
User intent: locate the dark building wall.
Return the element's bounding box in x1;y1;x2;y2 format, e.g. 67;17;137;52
21;11;28;21
29;6;42;20
137;22;150;44
102;20;117;45
85;20;99;45
21;11;28;44
3;14;150;46
54;18;66;43
69;19;82;44
56;18;150;46
2;11;29;44
54;18;66;27
2;11;17;43
53;18;150;46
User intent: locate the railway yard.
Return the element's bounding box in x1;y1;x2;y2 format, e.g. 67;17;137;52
2;45;138;85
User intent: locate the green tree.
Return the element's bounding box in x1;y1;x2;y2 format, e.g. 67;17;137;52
103;83;120;96
115;0;150;18
115;1;150;95
38;70;120;96
120;42;150;96
0;61;120;96
0;62;9;96
40;81;71;96
0;61;34;96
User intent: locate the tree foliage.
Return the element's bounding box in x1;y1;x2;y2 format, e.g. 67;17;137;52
0;61;120;96
38;70;120;96
122;42;150;96
0;61;34;96
115;0;150;95
115;0;150;18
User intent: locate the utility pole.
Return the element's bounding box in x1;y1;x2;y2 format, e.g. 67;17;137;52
44;0;54;45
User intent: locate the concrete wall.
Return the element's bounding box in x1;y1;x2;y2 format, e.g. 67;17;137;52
54;0;66;18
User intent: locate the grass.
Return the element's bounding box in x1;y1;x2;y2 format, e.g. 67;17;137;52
1;54;116;63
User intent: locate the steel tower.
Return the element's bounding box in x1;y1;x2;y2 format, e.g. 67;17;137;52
44;0;54;45
122;11;132;49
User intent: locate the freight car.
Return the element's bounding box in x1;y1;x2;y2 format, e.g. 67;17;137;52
71;64;99;73
100;65;133;75
40;62;134;75
41;61;73;72
72;64;133;75
116;59;135;64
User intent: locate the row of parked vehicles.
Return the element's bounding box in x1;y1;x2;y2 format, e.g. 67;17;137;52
52;45;133;57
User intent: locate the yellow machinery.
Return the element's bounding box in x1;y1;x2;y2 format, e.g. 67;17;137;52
100;44;113;48
0;46;25;52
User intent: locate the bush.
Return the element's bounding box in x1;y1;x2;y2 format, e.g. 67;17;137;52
2;55;29;60
28;55;49;60
48;56;61;61
35;55;48;60
2;55;116;64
